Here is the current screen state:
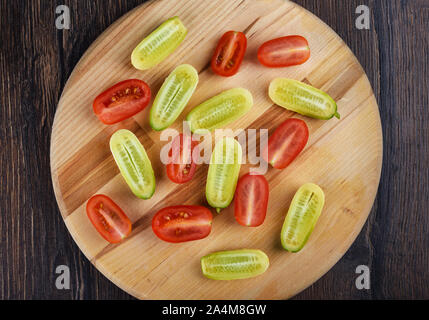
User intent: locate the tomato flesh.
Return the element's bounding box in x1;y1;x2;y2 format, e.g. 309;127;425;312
211;31;247;77
257;35;310;68
152;205;213;243
86;194;132;243
93;79;151;125
263;118;309;169
166;133;199;184
234;173;269;227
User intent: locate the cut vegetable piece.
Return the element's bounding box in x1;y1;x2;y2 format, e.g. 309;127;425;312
206;137;242;213
150;64;198;130
281;183;325;252
166;133;199;184
131;16;187;70
262;118;309;169
257;35;310;68
93;79;151;125
269;78;340;120
110;129;155;199
86;194;132;243
211;31;247;77
186;88;253;133
234;173;269;227
152;205;212;243
201;249;269;280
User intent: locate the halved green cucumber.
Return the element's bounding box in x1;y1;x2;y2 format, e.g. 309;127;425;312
206;137;242;213
201;249;269;280
269;78;340;120
150;64;198;131
110;129;155;199
280;183;325;252
186;88;253;133
131;16;187;70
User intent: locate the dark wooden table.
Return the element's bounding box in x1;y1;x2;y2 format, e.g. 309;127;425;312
1;0;428;300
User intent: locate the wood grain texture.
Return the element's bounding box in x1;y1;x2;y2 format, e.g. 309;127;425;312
0;0;428;300
49;0;383;300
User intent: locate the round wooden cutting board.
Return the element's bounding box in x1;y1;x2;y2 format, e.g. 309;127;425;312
51;0;382;299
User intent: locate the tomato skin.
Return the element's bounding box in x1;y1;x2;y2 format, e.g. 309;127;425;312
263;118;309;169
93;79;151;125
166;134;199;184
257;35;310;68
152;205;213;243
86;194;132;243
234;173;269;227
211;31;247;77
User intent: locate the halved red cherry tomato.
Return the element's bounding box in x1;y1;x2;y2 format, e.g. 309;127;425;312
166;133;199;184
234;173;269;227
257;35;310;68
211;31;247;77
152;205;213;243
263;118;309;169
86;194;132;243
93;79;151;124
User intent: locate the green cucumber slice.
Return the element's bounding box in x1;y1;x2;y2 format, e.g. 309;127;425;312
269;78;340;120
110;129;155;199
186;88;253;133
280;183;325;252
201;249;269;280
131;16;187;70
150;64;198;131
206;137;242;213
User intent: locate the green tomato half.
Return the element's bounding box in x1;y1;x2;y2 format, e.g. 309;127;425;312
206;137;242;213
280;183;325;252
186;88;253;133
269;78;340;120
110;129;155;199
131;16;187;70
150;64;198;131
201;249;269;280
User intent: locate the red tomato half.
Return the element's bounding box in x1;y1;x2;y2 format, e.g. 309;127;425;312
93;79;151;124
234;173;269;227
86;194;132;243
211;31;247;77
263;118;309;169
166;133;199;184
152;205;213;243
257;35;310;68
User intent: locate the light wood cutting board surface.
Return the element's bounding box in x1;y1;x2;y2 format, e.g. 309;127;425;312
50;0;383;299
